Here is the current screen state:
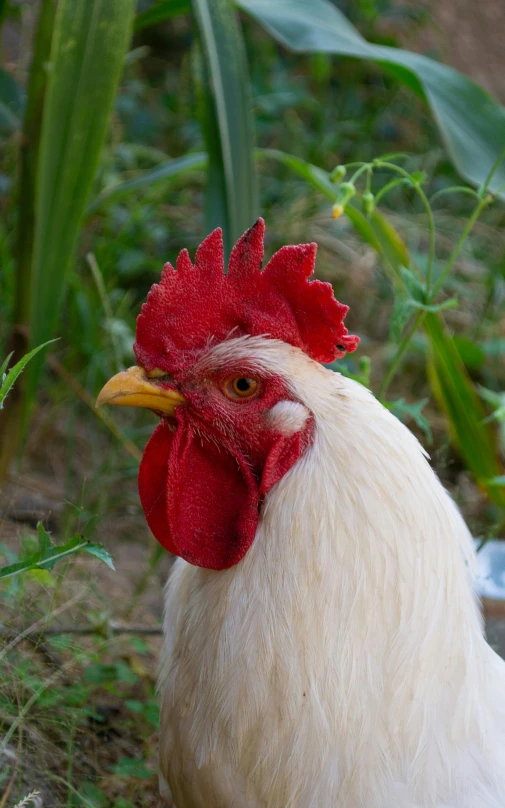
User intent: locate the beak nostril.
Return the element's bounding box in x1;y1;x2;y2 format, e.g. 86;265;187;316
96;366;185;414
146;368;173;382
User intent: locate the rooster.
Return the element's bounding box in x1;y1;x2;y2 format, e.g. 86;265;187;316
97;219;505;808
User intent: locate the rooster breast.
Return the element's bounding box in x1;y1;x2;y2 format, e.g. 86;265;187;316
157;338;505;808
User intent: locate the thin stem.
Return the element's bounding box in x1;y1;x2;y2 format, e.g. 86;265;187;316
482;143;505;195
430;195;490;298
430;186;481;203
348;162;372;186
379;311;425;401
374;177;408;204
375;160;436;291
365;166;372;194
86;252;122;372
47;355;142;462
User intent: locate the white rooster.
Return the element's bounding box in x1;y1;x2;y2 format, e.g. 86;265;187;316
98;219;505;807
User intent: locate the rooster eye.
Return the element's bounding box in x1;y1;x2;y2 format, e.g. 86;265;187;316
146;368;172;382
223;377;259;401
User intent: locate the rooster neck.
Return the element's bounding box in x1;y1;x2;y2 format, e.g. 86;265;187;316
159;349;505;807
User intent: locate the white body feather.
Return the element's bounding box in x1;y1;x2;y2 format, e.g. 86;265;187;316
158;337;505;807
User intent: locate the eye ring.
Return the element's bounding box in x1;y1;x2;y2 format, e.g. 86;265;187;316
223;376;259;401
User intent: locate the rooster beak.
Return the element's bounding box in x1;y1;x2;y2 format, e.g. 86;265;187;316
96;366;186;414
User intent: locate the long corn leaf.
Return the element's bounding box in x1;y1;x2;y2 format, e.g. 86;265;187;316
192;0;257;256
27;0;134;396
238;0;505;198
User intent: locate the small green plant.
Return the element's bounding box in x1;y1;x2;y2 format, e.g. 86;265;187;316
329;153;505;508
0;339;56;410
0;522;114;581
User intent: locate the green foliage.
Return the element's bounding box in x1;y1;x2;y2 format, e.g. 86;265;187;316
88;152;207;214
0;340;56;409
134;0;190;31
28;0;134;392
386;398;433;444
237;0;505;197
425;314;505;505
1;2;505;802
0;67;22;132
192;0;258;255
110;757;152;779
0;522;114;581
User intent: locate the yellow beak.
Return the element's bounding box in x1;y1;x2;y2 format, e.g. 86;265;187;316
96;366;186;415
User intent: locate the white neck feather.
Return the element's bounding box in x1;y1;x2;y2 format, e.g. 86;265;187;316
160;338;505;807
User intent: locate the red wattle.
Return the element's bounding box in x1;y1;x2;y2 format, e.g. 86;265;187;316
138;413;259;570
138;410;314;570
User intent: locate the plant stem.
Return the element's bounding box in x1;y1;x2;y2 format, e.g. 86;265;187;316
430;195;490;298
0;0;57;484
379;311;425;400
375;160;436;291
482;143;505;194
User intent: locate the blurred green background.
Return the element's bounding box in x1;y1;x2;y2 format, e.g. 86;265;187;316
1;0;505;805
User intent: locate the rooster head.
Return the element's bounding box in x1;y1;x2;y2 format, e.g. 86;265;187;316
97;219;358;570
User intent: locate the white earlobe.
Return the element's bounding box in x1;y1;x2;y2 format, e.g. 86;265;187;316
265;400;310;436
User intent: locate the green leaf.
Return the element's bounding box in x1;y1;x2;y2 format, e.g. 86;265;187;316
0;536;85;579
134;0;190;30
87;152;207;214
399;266;426;303
479;386;505;412
453;336;486;371
192;0;257;256
83;542;115;570
390;294;413;343
0;352;13;380
85;661;138;685
0;68;22;132
0;340;57;410
125;699;144;713
409;298;459;313
27;0;134;396
424;312;505;506
259;148;337;200
238;0;505;197
487;476;505;487
0;534;115;581
110;757;151;780
386;397;433;443
481;338;505;358
37;521;52;553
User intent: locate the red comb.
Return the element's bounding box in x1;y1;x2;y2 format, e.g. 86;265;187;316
134;218;358;370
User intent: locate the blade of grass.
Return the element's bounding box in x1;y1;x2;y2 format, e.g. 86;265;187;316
46;355;142;462
192;0;257;256
425;313;505;506
0;340;57;410
86;152;207;214
27;0;134;397
134;0;190;30
0;0;57;483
